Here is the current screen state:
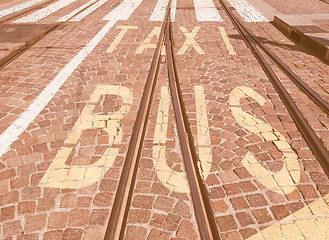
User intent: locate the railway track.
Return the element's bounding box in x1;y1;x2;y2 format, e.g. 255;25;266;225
102;0;329;239
217;0;329;175
0;0;106;69
0;0;328;239
103;1;220;239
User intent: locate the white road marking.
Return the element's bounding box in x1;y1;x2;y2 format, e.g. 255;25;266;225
226;0;268;22
0;0;46;18
56;0;98;22
69;0;109;22
102;0;143;20
0;0;143;159
193;0;222;22
149;0;177;22
14;0;78;22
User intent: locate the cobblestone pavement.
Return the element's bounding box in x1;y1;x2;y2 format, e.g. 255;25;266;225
0;0;328;239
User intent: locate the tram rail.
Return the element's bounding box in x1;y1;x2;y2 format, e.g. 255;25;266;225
217;0;329;176
103;1;220;239
0;0;328;239
0;0;104;69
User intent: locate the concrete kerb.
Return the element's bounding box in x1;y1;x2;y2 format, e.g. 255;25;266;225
272;14;329;63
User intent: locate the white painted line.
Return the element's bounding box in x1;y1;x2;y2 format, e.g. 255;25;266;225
226;0;268;22
0;0;46;18
14;0;77;23
193;0;222;22
56;0;98;22
102;0;143;20
0;0;143;159
69;0;109;22
149;0;176;22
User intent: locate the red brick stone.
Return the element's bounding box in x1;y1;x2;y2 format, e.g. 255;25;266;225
16;233;39;240
37;197;55;211
236;212;255;227
30;173;44;185
132;195;154;209
238;181;257;193
93;192;112;207
240;228;258;239
43;230;64;240
150;213;166;228
125;226;147;240
212;200;228;212
148;229;171;240
18;201;36;215
270;205;290;220
127;209;151;224
245;194;268;207
68;209;90;227
173;200;192;218
209;186;225;199
21;186;40;200
150;182;170;195
1;205;15;222
252;208;272;224
0;169;16;181
0;191;19;205
298;185;320;199
63;228;83;240
83;226;104;240
10;175;29;189
177;220;198;239
99;179;117;191
60;194;78;208
24;213;47;233
220;231;242;240
164;213;181;231
48;211;69;229
216;215;238;232
154;196;175;212
223;183;242;196
230;196;249;210
77;196;92;207
18;164;36;176
3;220;22;237
89;210;109;225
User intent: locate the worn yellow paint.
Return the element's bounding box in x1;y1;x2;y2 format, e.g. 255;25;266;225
247;194;329;239
106;25;137;53
152;86;212;193
218;27;237;55
152;86;188;192
39;85;132;189
177;26;205;55
229;86;300;194
194;85;212;180
135;26;161;54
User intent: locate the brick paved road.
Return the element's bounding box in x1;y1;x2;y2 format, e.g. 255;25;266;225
0;0;328;239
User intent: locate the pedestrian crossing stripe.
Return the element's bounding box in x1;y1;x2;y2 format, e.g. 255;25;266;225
5;0;269;23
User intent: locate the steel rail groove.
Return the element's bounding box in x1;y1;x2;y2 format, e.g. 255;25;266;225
223;4;329;116
0;0;103;69
104;1;222;239
218;0;329;175
103;2;171;240
165;14;220;240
